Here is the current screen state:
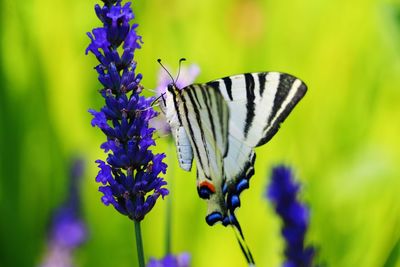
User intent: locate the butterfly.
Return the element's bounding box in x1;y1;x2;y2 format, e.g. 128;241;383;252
158;60;307;265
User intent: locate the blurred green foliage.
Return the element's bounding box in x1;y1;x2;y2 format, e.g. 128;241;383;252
1;0;400;266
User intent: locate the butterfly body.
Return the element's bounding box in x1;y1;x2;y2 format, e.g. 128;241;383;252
160;71;307;226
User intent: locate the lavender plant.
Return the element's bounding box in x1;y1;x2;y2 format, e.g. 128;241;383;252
86;1;168;266
267;166;317;267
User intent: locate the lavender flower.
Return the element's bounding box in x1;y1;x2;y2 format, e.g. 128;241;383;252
39;159;87;267
147;253;191;267
267;166;316;267
86;0;168;221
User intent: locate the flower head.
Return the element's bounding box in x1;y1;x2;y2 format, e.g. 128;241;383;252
147;253;191;267
86;0;168;221
267;166;316;267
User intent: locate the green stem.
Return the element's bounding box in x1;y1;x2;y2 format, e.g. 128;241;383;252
134;220;145;267
165;183;172;254
165;142;174;254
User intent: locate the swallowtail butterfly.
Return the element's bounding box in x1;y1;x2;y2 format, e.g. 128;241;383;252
158;60;307;265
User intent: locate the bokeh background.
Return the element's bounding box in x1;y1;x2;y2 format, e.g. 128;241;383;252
1;0;400;266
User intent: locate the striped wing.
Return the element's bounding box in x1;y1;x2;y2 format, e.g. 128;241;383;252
160;86;194;171
176;84;231;221
206;72;307;186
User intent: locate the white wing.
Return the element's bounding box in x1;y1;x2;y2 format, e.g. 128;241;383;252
171;125;193;171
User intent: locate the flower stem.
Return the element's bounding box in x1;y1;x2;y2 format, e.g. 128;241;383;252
134;220;145;267
165;143;174;254
165;188;172;254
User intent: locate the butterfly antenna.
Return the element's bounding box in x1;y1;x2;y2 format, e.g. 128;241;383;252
144;88;156;93
175;58;186;84
150;92;166;107
157;59;175;84
153;131;171;140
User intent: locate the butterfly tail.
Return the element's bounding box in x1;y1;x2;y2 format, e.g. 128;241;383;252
226;213;255;266
221;174;255;265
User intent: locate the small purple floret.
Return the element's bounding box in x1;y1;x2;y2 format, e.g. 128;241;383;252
147;253;191;267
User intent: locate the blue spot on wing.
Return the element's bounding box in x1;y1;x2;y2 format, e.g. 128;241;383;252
206;212;223;226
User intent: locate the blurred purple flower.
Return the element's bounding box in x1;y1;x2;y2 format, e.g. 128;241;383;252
267;166;316;267
156;64;200;95
150;64;200;136
39;159;87;267
147;253;191;267
86;0;168;221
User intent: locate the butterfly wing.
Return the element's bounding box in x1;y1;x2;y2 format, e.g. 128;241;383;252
172;125;194;171
206;72;307;189
177;83;258;265
208;72;307;147
160;88;194;171
176;84;231;222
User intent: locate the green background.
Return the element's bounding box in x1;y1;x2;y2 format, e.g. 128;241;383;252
0;0;399;266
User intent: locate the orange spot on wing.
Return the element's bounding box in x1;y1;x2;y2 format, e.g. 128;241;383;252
199;181;216;193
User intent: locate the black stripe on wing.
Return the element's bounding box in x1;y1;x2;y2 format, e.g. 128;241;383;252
222;77;233;100
243;73;256;139
215;86;229;157
201;86;217;142
267;74;296;124
180;89;206;174
257;78;307;146
185;87;212;176
258;72;267;97
170;86;183;126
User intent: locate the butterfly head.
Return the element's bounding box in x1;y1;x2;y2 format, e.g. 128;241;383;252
156;58;184;110
166;83;180;93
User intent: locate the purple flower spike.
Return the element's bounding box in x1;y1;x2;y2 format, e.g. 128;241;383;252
86;0;168;221
267;166;317;267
